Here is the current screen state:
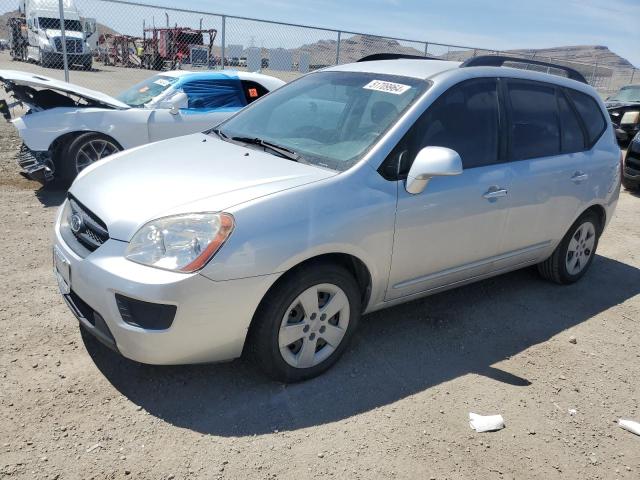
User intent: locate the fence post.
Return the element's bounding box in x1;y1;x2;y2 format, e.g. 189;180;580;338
220;15;226;69
58;0;69;82
335;31;341;64
424;42;429;57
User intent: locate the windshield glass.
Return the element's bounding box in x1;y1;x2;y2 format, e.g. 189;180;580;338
38;17;82;32
610;86;640;103
116;75;179;107
216;71;428;171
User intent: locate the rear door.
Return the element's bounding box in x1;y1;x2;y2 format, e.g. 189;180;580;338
494;79;591;269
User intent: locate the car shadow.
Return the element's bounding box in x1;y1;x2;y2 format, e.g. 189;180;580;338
83;254;640;437
34;184;67;207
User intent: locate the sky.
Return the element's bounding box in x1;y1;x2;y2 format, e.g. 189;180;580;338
140;0;640;67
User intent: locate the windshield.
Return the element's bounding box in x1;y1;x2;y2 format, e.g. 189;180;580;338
610;86;640;103
116;75;179;107
38;17;82;32
216;71;428;171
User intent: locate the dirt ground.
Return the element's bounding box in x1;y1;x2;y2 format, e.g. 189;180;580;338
1;86;640;479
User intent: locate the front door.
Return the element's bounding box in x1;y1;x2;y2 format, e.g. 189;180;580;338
386;78;511;300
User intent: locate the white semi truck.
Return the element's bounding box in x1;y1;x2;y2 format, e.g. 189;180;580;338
13;0;95;70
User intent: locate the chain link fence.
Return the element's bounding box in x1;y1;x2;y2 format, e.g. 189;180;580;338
0;0;637;98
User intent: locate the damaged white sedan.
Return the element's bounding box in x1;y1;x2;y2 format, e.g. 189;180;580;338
0;69;284;184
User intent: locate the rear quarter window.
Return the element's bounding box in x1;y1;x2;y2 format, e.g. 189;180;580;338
566;89;606;146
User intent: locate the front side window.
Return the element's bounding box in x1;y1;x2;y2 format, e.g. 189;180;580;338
567;89;606;146
181;79;246;110
508;81;560;160
409;78;500;169
217;71;428;171
116;75;179;108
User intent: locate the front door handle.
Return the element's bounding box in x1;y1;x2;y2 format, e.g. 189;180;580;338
571;171;589;183
483;187;508;200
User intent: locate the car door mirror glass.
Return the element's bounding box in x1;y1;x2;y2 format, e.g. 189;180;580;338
405;146;463;194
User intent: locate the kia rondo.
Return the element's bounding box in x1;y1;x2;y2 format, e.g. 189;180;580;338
53;55;621;382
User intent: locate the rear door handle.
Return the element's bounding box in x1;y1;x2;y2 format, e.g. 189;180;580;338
571;171;589;183
483;187;508;200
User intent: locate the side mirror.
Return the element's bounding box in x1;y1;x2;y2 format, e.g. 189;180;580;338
405;146;463;194
166;92;188;115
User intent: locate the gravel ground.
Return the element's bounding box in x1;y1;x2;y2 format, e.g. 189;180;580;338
1;76;640;478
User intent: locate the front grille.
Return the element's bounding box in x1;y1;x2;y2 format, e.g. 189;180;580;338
67;195;109;252
53;37;83;54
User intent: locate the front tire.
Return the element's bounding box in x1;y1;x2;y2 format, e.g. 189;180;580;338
537;211;601;284
248;263;361;383
56;132;121;185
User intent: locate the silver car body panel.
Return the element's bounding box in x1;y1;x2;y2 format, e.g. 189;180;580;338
54;59;621;364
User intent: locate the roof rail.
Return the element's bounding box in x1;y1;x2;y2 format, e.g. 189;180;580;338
357;53;439;62
460;55;588;84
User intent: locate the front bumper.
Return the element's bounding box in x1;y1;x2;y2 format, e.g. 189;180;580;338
42;51;92;68
53;204;280;365
17;144;53;182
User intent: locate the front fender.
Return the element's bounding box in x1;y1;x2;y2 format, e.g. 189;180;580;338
200;164;398;311
12;107;153;152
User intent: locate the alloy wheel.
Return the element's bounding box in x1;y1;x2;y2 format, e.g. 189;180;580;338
278;283;350;369
565;221;596;276
75;139;120;173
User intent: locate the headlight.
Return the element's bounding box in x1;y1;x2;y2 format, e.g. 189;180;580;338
41;41;54;52
621;111;640;125
125;213;234;273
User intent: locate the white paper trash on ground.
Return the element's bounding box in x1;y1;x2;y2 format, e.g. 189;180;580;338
618;419;640;436
469;413;505;433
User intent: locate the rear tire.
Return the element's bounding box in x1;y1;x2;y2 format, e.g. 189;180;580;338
537;211;601;285
247;263;361;383
56;132;121;185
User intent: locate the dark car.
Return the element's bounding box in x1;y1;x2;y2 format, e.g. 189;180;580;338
622;132;640;191
606;84;640;145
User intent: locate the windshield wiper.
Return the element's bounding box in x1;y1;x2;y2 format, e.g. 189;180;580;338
210;127;229;140
231;136;301;162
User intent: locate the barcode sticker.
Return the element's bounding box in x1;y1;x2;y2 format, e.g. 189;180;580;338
363;80;411;95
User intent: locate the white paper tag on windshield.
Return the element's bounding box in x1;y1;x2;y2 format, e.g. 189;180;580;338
363;80;411;95
153;78;171;87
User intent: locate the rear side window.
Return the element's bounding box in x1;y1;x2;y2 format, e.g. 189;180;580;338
412;78;500;169
240;80;269;104
558;93;586;153
566;89;606;146
507;81;560;160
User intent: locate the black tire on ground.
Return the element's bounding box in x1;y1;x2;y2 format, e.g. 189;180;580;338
621;175;638;191
55;132;121;185
537;211;601;285
247;263;362;383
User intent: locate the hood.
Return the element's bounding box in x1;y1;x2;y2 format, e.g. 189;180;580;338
0;70;130;110
606;101;640;110
69;133;337;241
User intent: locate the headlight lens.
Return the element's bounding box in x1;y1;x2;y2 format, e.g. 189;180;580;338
621;111;640;125
125;213;234;273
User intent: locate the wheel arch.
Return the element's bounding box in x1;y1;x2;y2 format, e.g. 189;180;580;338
243;252;373;355
582;203;607;234
49;130;124;156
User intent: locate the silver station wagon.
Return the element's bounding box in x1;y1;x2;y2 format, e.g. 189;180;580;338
53;55;621;382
